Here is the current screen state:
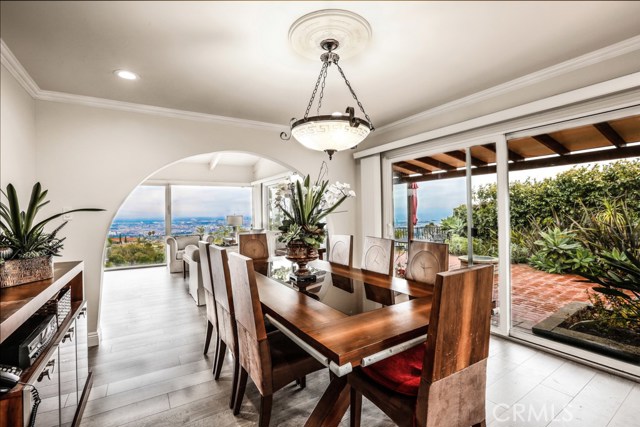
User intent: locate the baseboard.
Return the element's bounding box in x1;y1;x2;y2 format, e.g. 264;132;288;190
88;331;100;347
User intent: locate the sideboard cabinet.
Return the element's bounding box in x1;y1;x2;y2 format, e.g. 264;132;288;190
0;262;92;427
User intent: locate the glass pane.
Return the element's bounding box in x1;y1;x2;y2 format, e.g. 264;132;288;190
507;115;639;364
392;145;501;328
171;185;252;243
105;185;166;268
391;154;469;278
266;182;287;231
468;143;500;328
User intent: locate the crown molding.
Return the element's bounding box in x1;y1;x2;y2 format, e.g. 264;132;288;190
35;90;284;131
354;72;640;159
376;35;640;136
1;38;283;132
0;38;39;97
3;35;639;134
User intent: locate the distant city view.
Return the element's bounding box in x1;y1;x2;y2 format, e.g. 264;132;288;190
108;216;251;239
105;185;252;268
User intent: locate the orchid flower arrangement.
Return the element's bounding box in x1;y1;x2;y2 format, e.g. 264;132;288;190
274;164;355;249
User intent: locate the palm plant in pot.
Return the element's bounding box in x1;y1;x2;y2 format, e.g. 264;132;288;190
0;182;104;287
273;164;355;276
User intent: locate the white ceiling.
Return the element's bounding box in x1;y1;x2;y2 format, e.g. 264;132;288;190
180;152;262;167
1;1;640;130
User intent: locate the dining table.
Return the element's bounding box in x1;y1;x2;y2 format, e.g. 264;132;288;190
254;257;434;427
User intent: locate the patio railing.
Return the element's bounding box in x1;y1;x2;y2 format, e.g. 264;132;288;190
394;225;451;243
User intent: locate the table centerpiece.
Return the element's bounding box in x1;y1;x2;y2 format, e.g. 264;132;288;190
274;164;355;278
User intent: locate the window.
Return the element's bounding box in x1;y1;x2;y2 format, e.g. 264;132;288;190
171;185;252;237
105;185;166;268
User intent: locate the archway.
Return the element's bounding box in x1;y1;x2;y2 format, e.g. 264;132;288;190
97;151;299;340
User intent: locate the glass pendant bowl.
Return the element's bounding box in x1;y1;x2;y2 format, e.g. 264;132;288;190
291;113;372;159
281;31;374;159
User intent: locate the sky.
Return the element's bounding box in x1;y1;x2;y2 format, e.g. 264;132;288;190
394;161;617;225
116;185;252;219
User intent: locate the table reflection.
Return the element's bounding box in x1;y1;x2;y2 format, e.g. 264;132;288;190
260;258;410;316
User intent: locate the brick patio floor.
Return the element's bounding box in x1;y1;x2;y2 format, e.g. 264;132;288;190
397;252;595;331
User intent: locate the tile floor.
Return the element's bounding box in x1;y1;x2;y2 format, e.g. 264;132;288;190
82;267;639;427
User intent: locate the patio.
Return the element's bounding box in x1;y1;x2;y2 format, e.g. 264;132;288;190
395;251;594;331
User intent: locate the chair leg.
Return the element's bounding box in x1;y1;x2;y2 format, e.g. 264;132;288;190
213;340;227;380
259;394;273;427
211;336;221;375
203;320;214;354
183;261;187;279
233;368;248;415
229;355;240;409
472;422;486;427
350;387;362;427
296;375;306;389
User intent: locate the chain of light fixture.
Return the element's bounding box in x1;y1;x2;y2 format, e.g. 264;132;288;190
281;39;374;159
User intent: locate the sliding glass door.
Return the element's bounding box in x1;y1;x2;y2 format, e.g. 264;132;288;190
384;109;639;373
389;142;504;329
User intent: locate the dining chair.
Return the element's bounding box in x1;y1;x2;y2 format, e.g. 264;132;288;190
227;252;325;426
327;234;353;267
239;232;270;261
208;244;241;409
405;240;449;284
361;236;395;276
197;241;217;356
349;264;494;427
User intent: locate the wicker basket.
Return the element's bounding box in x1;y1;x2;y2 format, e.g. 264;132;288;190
0;256;54;288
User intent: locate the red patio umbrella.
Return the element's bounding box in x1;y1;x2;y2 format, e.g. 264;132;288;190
409;182;419;226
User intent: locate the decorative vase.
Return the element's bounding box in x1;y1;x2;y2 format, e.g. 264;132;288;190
0;256;54;288
285;240;319;276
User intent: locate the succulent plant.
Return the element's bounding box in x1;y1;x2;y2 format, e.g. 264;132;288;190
0;183;104;260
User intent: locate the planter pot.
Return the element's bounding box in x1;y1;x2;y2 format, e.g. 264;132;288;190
285;241;318;276
533;302;640;364
0;256;54;288
459;255;499;275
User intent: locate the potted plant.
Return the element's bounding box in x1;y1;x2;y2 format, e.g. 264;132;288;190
273;164;355;276
0;182;104;287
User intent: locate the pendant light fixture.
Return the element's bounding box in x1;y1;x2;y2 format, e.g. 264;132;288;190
281;11;374;160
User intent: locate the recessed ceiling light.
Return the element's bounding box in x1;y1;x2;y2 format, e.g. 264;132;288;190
114;69;139;80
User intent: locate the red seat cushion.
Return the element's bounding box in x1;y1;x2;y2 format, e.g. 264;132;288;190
361;343;426;396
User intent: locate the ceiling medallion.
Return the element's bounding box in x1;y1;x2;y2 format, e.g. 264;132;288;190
281;10;374;160
288;9;372;61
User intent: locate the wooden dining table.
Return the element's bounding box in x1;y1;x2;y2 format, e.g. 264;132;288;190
254;258;434;427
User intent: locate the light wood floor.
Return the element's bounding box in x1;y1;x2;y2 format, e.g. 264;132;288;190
81;267;639;427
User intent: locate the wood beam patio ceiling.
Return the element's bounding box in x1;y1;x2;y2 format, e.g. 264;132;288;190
393;114;639;184
444;150;488;167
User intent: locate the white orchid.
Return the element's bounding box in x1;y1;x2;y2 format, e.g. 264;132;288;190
276;165;356;248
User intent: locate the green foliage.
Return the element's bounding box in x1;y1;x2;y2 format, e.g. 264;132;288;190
208;226;232;245
438;159;640;270
195;225;206;237
572;200;640;319
275;165;355;249
446;234;497;257
529;227;587;274
440;215;465;236
579;291;640;334
447;234;468;256
0;183;104;259
105;240;165;267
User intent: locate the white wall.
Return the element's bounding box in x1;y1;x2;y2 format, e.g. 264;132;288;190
253;157;290;181
0;65;37;200
32;100;357;343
